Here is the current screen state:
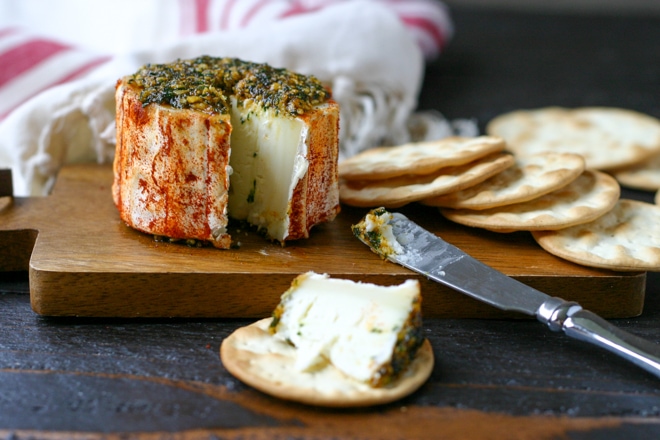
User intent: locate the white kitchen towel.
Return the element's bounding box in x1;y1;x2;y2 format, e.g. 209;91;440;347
0;0;458;196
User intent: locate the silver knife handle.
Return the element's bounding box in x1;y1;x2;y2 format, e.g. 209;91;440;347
537;297;660;379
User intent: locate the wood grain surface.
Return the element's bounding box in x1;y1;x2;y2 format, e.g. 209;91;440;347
1;277;660;439
0;164;646;319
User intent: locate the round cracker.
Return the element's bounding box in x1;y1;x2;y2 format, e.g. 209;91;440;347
532;199;660;271
440;169;620;232
421;152;585;210
338;136;506;181
339;152;515;208
612;153;660;191
220;318;434;407
487;107;660;171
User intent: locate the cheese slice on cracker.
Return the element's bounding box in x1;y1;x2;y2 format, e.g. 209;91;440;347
220;273;434;407
221;319;434;407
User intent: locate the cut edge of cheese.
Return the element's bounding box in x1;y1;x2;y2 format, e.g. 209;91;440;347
227;97;340;243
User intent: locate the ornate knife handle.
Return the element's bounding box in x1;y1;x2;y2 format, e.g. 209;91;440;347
537;297;660;379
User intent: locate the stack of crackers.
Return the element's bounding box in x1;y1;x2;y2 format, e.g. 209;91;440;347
339;107;660;272
490;107;660;201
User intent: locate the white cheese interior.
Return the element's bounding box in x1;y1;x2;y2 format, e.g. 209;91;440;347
227;98;308;242
274;272;420;383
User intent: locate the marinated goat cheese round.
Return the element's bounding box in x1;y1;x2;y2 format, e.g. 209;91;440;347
113;56;340;248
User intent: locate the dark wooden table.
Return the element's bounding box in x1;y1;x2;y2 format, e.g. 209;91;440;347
2;6;660;439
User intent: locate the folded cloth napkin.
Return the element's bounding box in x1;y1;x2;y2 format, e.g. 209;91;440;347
0;0;460;196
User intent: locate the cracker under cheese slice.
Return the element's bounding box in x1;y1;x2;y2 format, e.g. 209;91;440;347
221;273;433;407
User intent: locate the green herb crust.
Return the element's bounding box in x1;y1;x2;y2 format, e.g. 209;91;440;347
126;55;329;117
351;207;397;259
352;225;383;254
370;295;424;387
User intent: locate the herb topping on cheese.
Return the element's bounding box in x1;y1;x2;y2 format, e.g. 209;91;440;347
127;56;329;117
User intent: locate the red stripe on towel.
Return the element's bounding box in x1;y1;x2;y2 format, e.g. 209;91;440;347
0;27;18;38
194;0;212;32
53;56;112;85
241;0;272;26
399;14;447;50
0;55;111;120
279;0;320;19
0;39;70;88
220;0;238;30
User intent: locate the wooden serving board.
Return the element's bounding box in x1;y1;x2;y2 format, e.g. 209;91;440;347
0;164;646;318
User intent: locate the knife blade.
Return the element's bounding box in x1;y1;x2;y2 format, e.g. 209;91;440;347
353;208;660;379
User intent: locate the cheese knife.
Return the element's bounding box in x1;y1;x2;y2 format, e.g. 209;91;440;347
353;209;660;379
